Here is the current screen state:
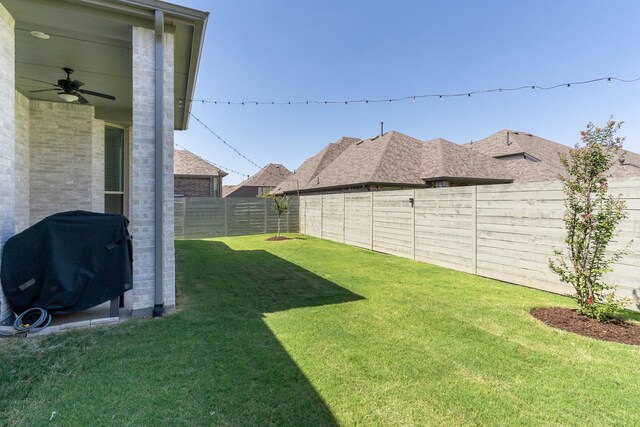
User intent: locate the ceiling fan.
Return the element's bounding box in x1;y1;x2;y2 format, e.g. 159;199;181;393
28;68;116;104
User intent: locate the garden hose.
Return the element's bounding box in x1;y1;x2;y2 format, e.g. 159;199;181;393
0;307;51;336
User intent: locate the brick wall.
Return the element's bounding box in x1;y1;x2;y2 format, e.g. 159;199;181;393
0;3;15;322
175;176;216;197
15;91;29;232
131;27;175;315
91;120;105;214
29;101;104;223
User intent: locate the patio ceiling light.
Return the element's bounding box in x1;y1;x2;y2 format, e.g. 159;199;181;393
58;93;78;102
30;31;50;40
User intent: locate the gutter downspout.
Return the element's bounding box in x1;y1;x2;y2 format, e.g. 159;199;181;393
153;9;165;317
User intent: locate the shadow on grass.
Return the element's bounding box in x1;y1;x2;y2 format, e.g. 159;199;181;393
173;240;364;425
0;240;364;426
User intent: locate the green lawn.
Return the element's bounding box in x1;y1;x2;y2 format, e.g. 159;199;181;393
2;234;640;426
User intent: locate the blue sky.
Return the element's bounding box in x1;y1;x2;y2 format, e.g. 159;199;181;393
173;0;640;185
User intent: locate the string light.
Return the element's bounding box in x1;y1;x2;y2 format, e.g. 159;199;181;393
188;112;294;182
174;143;249;178
190;75;639;106
189;113;263;170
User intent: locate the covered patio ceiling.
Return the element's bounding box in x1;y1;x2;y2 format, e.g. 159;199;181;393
3;0;207;130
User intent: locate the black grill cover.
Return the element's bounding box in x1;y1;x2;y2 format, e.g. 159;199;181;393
1;211;133;315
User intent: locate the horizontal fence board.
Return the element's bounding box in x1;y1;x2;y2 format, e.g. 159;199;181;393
414;255;474;274
175;197;299;239
299;178;640;305
415;243;474;261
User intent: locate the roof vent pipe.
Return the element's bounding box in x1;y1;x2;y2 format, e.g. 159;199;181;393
380;121;384;136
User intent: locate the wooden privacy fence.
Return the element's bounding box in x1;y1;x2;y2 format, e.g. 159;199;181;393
299;179;640;301
175;197;299;239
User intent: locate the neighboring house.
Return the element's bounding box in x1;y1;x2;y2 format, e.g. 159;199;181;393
466;129;640;181
273;131;512;195
222;185;236;197
273;129;640;195
0;0;208;321
174;148;227;197
224;163;292;197
272;137;359;195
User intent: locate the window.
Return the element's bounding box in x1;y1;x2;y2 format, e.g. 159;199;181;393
105;126;125;214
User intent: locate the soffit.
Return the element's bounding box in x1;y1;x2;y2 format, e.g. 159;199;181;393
4;0;206;130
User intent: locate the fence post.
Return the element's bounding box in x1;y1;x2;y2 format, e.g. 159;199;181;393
286;198;291;233
224;197;228;237
412;189;416;261
182;198;186;239
342;193;346;243
370;192;374;250
472;186;478;275
320;195;324;239
264;197;268;234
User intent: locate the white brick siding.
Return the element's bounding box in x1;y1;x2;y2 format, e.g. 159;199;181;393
92;120;105;213
29;101;104;223
131;27;175;315
15;91;29;232
0;3;15;322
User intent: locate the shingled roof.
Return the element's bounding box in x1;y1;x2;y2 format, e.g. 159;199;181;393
272;137;360;194
608;149;640;178
222;185;236;197
466;129;640;182
465;130;568;182
272;128;640;195
275;131;515;194
421;138;512;183
224;163;292;197
303;132;421;190
174;148;228;177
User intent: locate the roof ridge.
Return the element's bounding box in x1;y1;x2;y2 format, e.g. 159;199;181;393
370;132;395;182
309;137;358;182
174;146;227;176
435;139;446;176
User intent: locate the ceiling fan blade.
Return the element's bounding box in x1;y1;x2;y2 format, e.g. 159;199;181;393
78;89;115;100
72;80;85;88
29;88;59;93
19;76;59;86
76;93;90;104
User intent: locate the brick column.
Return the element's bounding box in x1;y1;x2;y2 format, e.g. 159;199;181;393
0;4;15;323
131;26;175;316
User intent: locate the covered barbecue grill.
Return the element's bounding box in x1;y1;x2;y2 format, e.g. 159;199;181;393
1;211;132;315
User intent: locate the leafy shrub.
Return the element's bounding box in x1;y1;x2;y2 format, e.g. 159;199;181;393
549;119;631;321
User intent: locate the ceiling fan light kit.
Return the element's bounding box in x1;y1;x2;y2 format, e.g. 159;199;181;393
58;93;78;102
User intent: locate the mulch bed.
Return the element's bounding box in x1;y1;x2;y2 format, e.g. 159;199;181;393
531;307;640;346
265;236;293;241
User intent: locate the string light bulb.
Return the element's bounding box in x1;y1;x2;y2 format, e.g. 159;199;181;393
191;75;640;106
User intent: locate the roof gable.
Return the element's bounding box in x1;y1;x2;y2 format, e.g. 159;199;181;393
224;163;292;197
422;138;512;182
174;148;227;177
272;137;359;194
